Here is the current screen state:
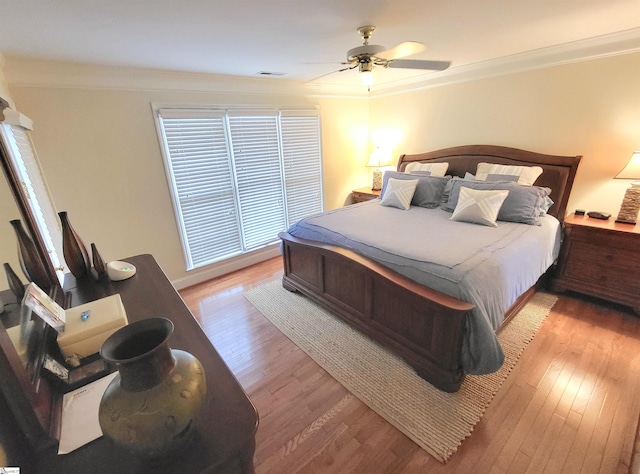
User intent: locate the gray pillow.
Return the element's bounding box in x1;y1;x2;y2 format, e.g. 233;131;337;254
442;179;552;225
381;171;450;209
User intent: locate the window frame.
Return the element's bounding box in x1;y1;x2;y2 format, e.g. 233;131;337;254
153;105;323;271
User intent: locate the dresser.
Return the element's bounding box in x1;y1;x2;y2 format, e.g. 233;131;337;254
0;254;258;473
552;214;640;313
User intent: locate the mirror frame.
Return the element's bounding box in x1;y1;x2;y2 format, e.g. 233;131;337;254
0;96;62;448
0;97;63;297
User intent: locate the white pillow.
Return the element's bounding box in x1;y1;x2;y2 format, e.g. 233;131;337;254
450;187;509;227
404;162;449;177
475;163;543;186
380;178;418;210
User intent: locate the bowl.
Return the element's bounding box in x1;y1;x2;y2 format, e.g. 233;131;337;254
107;261;137;281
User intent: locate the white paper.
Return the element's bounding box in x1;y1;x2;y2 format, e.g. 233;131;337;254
58;372;118;455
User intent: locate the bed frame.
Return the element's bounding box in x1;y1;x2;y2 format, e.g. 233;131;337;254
279;145;581;392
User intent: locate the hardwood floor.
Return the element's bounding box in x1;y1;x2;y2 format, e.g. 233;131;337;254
180;257;640;473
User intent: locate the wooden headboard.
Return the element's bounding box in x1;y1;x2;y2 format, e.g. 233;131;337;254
397;144;582;221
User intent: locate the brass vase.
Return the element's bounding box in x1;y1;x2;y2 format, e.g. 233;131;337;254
98;318;207;459
58;211;91;278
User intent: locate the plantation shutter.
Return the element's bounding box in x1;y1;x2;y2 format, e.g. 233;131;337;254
227;113;285;250
280;113;323;226
158;110;242;268
156;107;323;270
0;120;65;284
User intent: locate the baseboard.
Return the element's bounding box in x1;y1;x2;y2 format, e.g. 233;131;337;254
171;244;280;290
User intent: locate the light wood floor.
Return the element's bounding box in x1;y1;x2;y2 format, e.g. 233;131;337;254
179;257;640;473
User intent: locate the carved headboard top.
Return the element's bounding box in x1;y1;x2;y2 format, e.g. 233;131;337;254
397;144;582;221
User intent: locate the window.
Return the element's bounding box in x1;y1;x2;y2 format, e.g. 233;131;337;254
0;118;65;285
156;107;323;270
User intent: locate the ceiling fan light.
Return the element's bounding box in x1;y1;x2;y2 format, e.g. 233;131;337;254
360;70;374;86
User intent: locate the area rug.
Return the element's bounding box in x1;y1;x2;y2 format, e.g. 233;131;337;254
244;280;557;463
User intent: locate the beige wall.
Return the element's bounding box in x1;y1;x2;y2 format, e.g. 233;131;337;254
3;51;639;290
4;70;369;288
370;51;640;215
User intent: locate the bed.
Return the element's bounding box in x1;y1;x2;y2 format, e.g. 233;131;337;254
279;145;581;392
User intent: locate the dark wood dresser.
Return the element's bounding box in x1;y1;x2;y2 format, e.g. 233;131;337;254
552;213;640;313
0;254;258;473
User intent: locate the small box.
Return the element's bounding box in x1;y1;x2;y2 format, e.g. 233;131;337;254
57;294;128;358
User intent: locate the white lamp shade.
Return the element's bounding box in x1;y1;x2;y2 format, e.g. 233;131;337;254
367;148;393;168
615;151;640;180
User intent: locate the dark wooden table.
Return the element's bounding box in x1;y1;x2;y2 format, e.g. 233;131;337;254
0;254;258;473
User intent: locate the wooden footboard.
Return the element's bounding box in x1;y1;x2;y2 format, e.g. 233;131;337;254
279;231;475;392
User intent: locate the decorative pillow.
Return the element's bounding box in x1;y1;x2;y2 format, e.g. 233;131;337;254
450;187;510;227
442;179;552;225
404;162;449;177
475;163;543;186
381;171;450;208
380;178;419;210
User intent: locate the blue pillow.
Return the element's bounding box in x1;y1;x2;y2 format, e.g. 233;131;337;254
381;171;450;209
442;179;552;225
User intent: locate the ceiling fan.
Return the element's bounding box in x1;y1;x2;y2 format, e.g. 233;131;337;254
334;25;451;86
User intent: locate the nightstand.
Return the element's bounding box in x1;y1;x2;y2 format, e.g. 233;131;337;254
551;213;640;313
352;187;380;203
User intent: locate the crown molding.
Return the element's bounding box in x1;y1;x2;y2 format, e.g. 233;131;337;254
4;57;320;98
4;27;640;99
367;27;640;97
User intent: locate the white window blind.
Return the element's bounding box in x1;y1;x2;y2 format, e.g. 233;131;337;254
0;122;65;284
157;107;323;270
281;115;322;226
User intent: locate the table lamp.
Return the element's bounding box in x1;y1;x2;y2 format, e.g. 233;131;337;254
614;150;640;224
367;147;393;191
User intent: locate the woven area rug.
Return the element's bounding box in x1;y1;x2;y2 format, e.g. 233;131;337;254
244;280;557;463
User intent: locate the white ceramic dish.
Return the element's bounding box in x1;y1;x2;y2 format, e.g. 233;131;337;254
106;261;137;281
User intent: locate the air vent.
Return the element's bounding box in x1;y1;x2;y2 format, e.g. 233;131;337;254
256;71;286;76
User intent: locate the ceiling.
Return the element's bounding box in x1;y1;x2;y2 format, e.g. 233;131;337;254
1;0;640;92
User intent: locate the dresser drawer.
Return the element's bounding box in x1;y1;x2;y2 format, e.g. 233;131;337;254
564;241;640;295
570;225;639;250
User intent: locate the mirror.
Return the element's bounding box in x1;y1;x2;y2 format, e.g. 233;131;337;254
0;95;64;445
0;96;63;298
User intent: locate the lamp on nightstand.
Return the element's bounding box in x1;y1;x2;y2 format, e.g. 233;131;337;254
614;150;640;224
367;147;393;191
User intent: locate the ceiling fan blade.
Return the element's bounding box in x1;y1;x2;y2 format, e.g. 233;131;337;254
377;41;425;60
388;59;451;71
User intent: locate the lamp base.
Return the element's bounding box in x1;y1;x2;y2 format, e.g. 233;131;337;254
615;185;640;225
371;169;382;191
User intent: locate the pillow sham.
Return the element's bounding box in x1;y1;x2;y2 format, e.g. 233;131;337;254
380;178;418;210
404;161;449;177
475;163;543;186
381;171;450;208
450;187;509;227
442;179;552;225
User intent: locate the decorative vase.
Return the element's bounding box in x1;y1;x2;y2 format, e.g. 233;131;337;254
98;318;207;459
9;219;51;291
58;211;90;278
3;262;25;301
91;243;107;278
